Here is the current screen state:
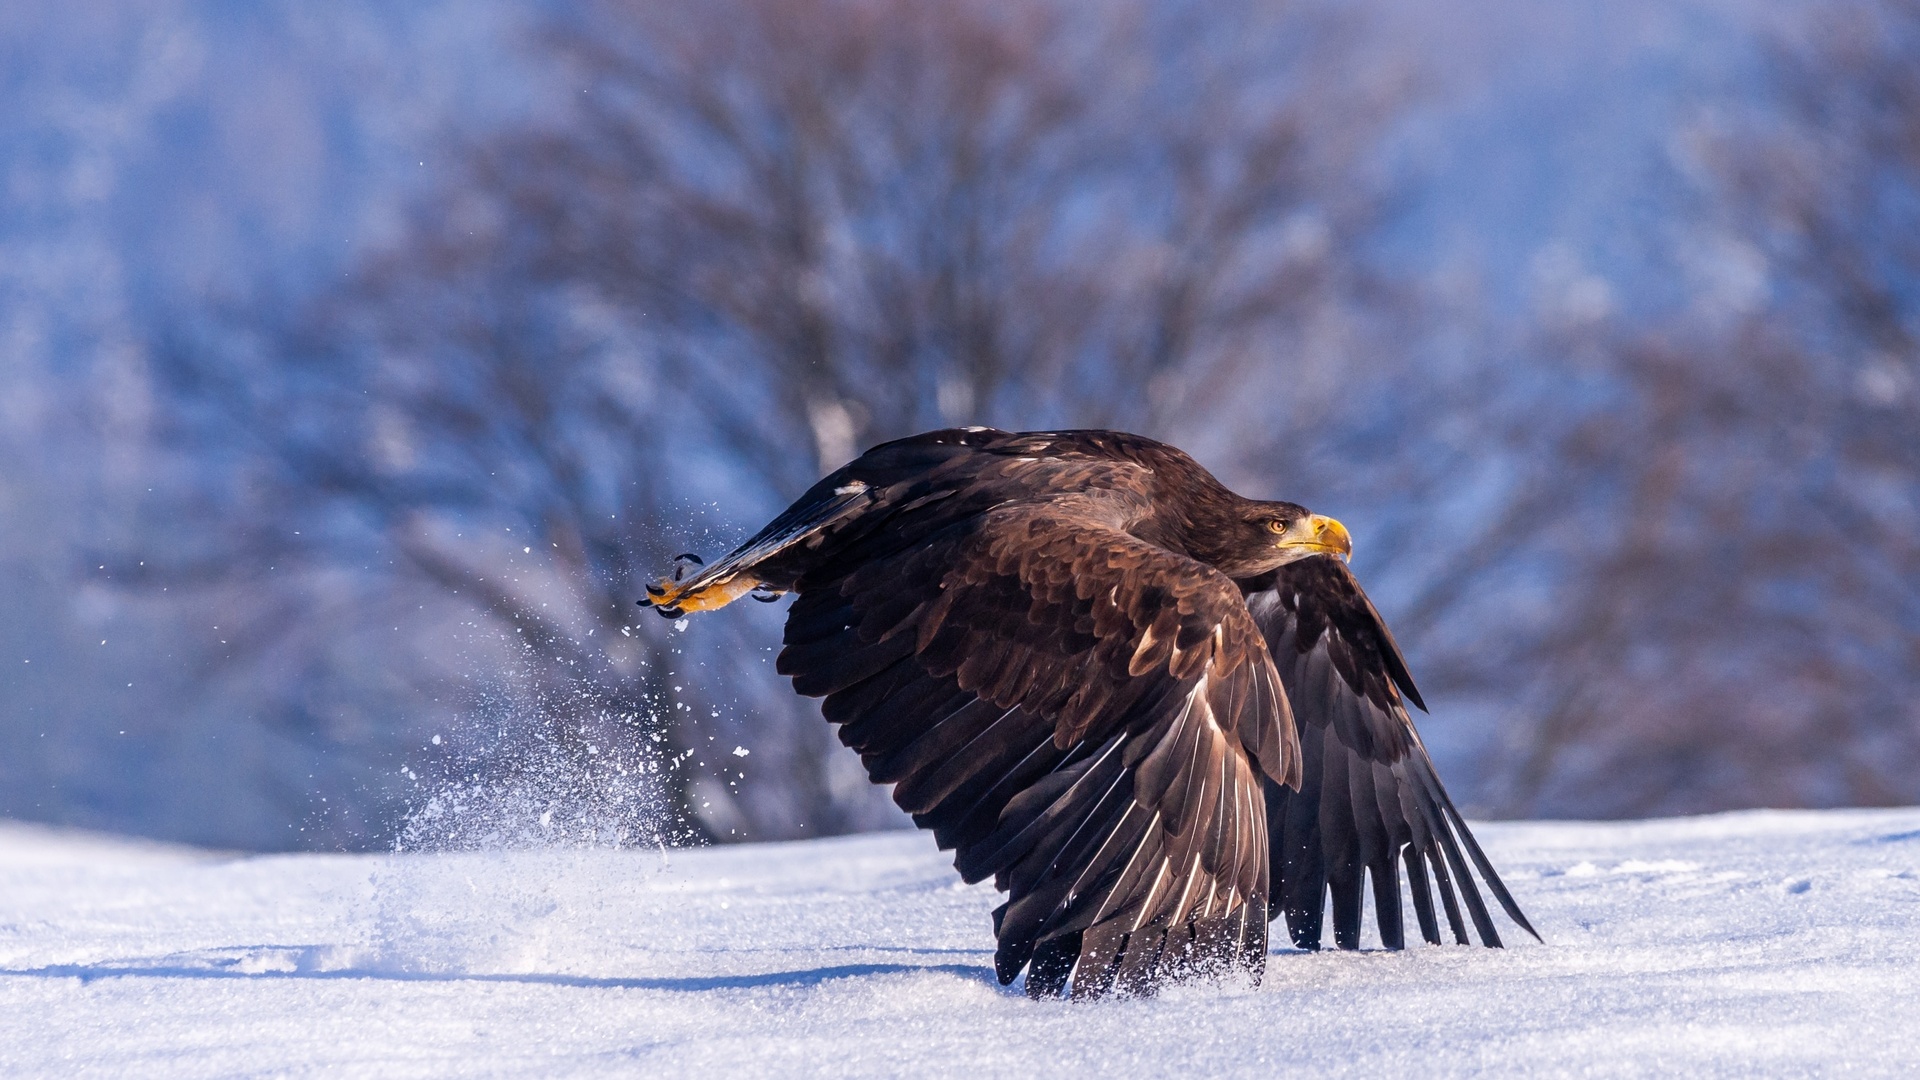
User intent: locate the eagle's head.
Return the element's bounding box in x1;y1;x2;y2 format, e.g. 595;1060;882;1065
1208;500;1351;579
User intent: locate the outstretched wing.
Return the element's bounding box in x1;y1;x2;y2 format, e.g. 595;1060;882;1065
778;498;1298;998
1242;557;1537;952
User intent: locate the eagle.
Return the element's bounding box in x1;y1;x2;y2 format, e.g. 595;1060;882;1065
640;428;1535;998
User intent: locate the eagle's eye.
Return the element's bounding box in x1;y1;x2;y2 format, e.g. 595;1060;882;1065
1265;518;1288;535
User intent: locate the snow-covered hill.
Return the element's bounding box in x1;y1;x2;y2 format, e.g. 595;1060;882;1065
2;808;1916;1077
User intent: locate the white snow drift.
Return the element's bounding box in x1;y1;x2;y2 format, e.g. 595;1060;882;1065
2;808;1918;1077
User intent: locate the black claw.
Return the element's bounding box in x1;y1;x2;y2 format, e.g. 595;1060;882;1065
656;606;683;619
751;592;780;603
673;553;705;565
636;597;652;607
645;583;668;597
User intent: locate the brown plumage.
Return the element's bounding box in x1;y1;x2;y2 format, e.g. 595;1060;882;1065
641;428;1535;998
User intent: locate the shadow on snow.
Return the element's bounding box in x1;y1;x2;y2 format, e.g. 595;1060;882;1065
0;955;998;993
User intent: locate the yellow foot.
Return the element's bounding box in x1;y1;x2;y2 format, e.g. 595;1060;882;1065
638;573;760;618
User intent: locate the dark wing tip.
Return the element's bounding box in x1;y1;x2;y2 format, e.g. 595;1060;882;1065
1346;570;1426;712
1251;560;1537;954
1398;676;1429;714
1511;907;1545;943
1429;769;1541;946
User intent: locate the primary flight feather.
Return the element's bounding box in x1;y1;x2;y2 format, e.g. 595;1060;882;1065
641;427;1535;998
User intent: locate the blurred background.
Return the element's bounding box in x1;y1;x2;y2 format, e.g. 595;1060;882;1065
2;0;1915;851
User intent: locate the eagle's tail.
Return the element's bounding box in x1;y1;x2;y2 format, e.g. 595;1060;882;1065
639;480;872;618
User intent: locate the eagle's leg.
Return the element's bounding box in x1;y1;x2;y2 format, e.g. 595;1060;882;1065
638;557;768;618
638;480;871;619
639;575;762;618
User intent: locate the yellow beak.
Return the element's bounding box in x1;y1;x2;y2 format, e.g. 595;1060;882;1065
1282;514;1352;561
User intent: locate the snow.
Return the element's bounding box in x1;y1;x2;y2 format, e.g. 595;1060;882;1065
2;808;1917;1077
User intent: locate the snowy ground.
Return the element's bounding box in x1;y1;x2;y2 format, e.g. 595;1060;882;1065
2;809;1917;1078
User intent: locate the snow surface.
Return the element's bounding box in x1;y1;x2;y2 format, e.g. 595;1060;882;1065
2;808;1918;1078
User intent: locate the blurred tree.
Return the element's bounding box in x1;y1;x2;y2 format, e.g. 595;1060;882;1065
1456;0;1920;815
0;0;549;850
161;0;1411;844
513;0;1405;477
48;0;1920;845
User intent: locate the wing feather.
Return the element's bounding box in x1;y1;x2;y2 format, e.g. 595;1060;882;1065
1244;557;1538;952
778;497;1294;997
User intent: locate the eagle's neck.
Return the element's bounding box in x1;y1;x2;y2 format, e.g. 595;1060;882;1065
1143;467;1253;569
